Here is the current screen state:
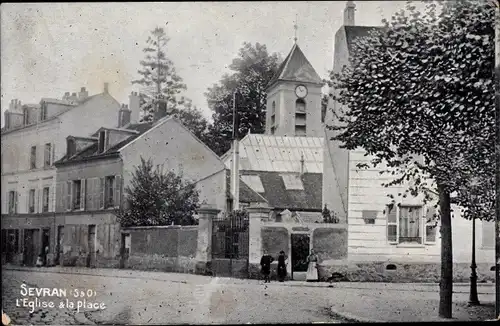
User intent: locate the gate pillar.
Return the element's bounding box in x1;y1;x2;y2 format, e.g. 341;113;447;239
195;204;219;275
247;203;271;278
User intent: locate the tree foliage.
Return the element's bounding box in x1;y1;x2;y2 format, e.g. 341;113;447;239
170;97;209;141
132;27;187;122
204;42;282;155
116;157;199;227
329;0;495;221
327;0;495;318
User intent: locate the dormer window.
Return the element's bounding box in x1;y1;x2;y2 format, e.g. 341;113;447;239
40;103;48;121
67;138;76;158
98;130;106;153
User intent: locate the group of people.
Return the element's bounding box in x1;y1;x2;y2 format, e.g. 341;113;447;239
260;249;319;283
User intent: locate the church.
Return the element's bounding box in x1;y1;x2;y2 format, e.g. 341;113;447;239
226;0;496;282
222;39;325;223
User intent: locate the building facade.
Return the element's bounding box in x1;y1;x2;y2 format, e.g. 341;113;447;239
53;117;227;268
1;84;125;266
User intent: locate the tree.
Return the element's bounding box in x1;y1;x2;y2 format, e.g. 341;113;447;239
327;0;495;318
204;42;282;156
116;157;199;227
171;97;209;141
132;27;187;122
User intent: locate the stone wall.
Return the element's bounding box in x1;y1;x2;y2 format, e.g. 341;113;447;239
313;227;347;261
319;262;496;283
124;226;198;273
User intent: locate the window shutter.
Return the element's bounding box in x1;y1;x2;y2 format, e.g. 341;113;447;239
425;206;437;243
386;204;397;243
99;178;105;209
35;189;40;213
56;182;63;212
86;178;94;210
15;191;19;213
49;185;54;212
26;190;30;213
52;144;55;166
66;181;72;211
114;175;121;208
80;179;86;210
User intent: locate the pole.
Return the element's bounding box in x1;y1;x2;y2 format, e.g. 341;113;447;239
495;0;500;318
469;217;480;305
231;91;240;210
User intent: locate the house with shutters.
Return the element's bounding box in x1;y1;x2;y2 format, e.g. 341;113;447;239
53;116;227;268
1;83;124;266
322;1;495;281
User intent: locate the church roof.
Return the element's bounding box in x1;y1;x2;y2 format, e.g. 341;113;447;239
267;43;323;90
239;170;323;211
222;134;324;173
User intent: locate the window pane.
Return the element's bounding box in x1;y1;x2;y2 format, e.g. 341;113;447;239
388;225;397;242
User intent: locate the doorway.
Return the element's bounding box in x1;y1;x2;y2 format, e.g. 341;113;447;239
291;233;310;280
87;225;96;268
42;228;50;265
120;233;130;269
23;229;39;266
56;226;64;265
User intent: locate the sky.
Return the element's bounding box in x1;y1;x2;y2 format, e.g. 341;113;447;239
1;1;412;123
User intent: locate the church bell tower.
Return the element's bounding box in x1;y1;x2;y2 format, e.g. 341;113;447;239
265;38;324;137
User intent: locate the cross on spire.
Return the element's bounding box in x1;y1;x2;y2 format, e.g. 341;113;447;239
293;14;298;43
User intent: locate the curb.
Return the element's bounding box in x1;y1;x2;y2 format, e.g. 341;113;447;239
329;307;385;323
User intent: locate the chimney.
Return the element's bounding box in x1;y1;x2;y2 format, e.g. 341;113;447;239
118;104;131;128
300;152;305;175
344;1;355;26
103;82;109;94
67;92;78;103
129;91;140;124
78;87;88;101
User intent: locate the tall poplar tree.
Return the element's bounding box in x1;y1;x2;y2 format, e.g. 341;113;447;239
132;27;187;122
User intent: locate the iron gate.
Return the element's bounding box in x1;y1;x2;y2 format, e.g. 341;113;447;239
211;213;249;277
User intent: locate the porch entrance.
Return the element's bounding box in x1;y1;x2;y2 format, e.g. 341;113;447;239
119;233;130;269
291;233;310;280
211;213;249;278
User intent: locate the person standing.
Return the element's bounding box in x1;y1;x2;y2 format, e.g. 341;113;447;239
277;250;288;282
260;250;274;283
306;249;319;282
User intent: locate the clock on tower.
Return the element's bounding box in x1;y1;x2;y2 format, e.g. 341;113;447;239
295;85;308;98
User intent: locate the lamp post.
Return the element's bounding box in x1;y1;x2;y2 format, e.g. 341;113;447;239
468;217;480;306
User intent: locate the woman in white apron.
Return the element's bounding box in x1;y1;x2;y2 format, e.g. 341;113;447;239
306;249;319;282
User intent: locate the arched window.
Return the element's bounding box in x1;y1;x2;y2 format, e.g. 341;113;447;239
295;99;306;113
270;101;276;134
295;99;306;136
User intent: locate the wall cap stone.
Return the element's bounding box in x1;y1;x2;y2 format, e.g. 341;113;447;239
198;205;220;215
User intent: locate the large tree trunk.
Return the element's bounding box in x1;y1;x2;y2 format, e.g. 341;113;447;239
438;183;453;318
